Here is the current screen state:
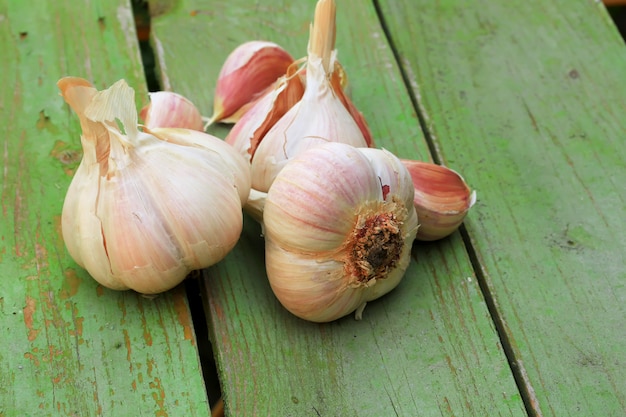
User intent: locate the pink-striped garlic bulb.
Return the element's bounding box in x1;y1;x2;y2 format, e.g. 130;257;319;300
261;142;418;322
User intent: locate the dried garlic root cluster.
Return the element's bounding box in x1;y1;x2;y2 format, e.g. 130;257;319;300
58;0;475;322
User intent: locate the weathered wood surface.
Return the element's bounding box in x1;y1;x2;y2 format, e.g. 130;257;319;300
5;0;625;416
149;0;526;415
378;0;626;415
0;1;211;415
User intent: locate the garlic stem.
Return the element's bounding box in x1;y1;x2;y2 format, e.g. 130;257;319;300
202;115;219;131
310;0;337;73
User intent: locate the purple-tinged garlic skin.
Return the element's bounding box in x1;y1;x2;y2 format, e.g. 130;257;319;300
249;0;368;193
208;41;295;125
401;159;476;241
225;62;304;162
263;142;418;322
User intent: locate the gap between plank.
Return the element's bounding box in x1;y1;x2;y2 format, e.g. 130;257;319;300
371;1;541;416
129;0;223;410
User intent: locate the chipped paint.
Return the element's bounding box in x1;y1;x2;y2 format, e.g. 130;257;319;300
23;296;40;341
4;0;210;415
59;268;82;299
173;289;194;343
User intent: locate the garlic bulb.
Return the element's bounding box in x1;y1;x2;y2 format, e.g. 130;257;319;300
263;142;418;322
58;77;251;294
139;91;204;131
249;0;368;193
207;40;295;126
401;159;476;241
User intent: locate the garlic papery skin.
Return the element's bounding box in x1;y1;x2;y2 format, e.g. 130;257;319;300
139;91;204;131
225;62;305;162
262;142;418;322
58;77;251;294
249;0;367;193
330;67;375;147
207;40;295;126
401;159;476;241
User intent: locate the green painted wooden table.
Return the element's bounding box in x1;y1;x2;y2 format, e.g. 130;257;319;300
2;0;625;416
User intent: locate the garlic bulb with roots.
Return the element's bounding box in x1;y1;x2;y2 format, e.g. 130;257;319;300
262;142;418;322
58;77;251;294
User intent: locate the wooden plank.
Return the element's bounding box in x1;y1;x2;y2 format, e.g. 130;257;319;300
148;0;526;415
377;0;626;415
0;1;211;415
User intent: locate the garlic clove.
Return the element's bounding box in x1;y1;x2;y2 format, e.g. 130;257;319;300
58;77;250;294
139;91;204;131
147;127;251;206
264;238;386;323
225;61;305;161
401;159;476;241
263;142;418;322
248;0;368;193
206;41;295;127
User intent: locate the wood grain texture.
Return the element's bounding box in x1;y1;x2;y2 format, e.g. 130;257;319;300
377;0;626;415
149;0;526;415
0;1;210;415
204;222;525;416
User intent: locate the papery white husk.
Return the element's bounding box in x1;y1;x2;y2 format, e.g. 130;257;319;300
249;50;368;193
59;77;250;294
262;142;418;322
225;83;283;161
